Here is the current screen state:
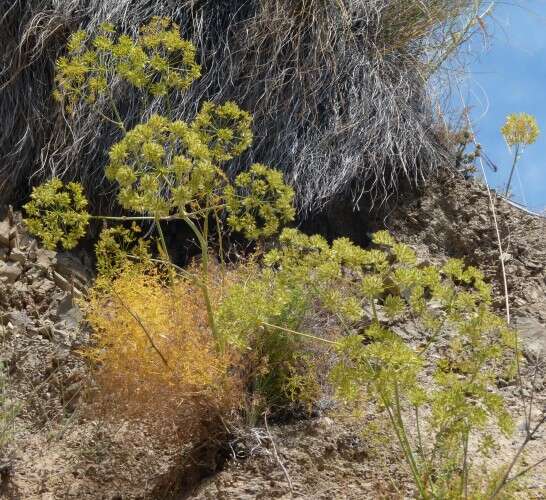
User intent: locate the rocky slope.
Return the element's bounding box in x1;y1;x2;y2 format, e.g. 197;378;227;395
194;175;546;500
0;175;544;499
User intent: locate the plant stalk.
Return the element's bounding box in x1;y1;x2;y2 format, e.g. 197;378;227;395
504;143;520;198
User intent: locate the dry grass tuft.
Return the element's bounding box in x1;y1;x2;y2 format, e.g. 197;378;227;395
1;0;489;211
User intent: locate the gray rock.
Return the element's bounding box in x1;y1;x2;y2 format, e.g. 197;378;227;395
514;316;546;360
55;295;83;329
0;261;22;283
7;310;32;331
0;219;15;248
35;248;57;269
55;252;91;285
32;278;56;296
8;248;26;264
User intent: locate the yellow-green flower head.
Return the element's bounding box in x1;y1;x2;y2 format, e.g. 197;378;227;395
192;101;253;162
23;178;90;250
105;114;223;216
501;113;540;147
54;17;201;110
225;164;295;240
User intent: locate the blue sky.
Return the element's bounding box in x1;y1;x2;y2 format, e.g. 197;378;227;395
458;0;546;211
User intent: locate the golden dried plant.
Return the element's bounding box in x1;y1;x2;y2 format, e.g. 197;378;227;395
83;262;241;442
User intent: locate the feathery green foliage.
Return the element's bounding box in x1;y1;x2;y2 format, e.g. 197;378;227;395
220;227;521;497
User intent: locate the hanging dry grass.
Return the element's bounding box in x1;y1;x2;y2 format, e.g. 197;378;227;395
1;0;488;211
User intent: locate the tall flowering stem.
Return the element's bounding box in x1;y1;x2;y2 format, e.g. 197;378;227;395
500;113;540;198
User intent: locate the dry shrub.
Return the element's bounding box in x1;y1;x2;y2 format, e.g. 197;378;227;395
83;263;242;443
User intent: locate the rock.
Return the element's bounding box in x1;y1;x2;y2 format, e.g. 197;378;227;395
55;295;83;330
0;261;22;283
513;316;546;360
8;248;26;264
7;310;32;331
32;278;56;296
55;252;91;286
34;248;57;269
0;218;16;248
63;381;82;412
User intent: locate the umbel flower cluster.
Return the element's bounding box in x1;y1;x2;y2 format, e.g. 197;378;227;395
24;179;90;250
54;17;201;111
26;17;294;250
218;228;517;496
105;104;253;218
501;113;540;147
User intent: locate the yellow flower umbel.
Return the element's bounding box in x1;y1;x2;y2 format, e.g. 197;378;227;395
501;113;540;147
23;178;90;250
500;113;540;197
26;17;297;355
54;17;201;115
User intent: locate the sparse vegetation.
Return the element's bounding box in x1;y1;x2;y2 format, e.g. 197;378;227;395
3;7;544;500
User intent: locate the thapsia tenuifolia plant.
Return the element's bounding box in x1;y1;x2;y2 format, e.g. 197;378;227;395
24;17;295;352
500;113;540;198
23;17;539;499
220;228;530;498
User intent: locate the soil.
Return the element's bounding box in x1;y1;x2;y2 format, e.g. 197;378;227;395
1;174;544;499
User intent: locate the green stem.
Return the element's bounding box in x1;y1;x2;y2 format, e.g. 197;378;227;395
415;406;425;463
182;215;222;353
89;205;226;222
261;322;339;345
155;218;170;261
370;298;378;321
393;380;428;498
504;143;520;198
126;254;201;285
203;207;210;242
214;208;225;268
91;215;178;222
461;428;470;500
154;218;176;285
108;92;126;133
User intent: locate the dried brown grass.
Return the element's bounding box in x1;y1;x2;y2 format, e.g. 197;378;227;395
1;0;489;211
83;262;242;444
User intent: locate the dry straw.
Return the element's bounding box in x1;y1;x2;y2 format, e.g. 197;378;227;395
1;0;487;211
